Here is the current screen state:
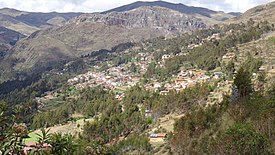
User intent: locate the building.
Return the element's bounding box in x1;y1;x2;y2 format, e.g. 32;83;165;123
149;133;167;138
160;90;169;95
162;54;171;60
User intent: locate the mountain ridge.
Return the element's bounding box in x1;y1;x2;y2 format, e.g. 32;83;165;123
0;1;246;80
102;1;217;17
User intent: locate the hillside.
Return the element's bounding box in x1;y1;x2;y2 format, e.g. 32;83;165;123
13;12;83;28
0;13;38;36
0;26;25;45
229;1;275;23
0;1;275;154
0;26;25;59
0;8;82;36
0;40;11;58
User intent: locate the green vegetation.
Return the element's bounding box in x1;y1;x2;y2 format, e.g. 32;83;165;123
144;20;273;81
109;134;152;154
0;108;78;155
1;20;275;154
214;123;271;155
170;66;275;154
268;37;275;43
234;66;253;98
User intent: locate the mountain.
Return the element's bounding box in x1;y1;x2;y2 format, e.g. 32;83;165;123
0;8;27;17
103;1;233;19
0;8;83;35
103;1;236;22
72;6;207;34
0;8;83;56
13;12;83;28
0;1;237;79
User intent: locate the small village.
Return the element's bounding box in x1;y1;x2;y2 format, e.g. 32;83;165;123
66;48;230;104
67;67;140;90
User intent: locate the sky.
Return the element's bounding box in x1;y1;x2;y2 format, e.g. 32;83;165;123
0;0;273;13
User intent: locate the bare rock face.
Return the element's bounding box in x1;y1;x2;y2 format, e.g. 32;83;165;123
72;6;207;33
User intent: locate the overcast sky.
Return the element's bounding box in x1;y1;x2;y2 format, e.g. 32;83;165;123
0;0;273;13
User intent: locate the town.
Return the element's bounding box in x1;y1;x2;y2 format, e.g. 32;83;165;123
67;49;230;104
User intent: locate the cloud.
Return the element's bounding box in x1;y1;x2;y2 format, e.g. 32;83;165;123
0;0;273;13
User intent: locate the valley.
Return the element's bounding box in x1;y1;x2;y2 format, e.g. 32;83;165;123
0;1;275;155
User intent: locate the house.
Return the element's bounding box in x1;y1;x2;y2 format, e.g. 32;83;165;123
214;72;224;76
222;53;236;62
178;71;189;77
44;91;54;100
211;33;221;40
149;133;167;138
187;80;196;87
145;109;153;117
199;75;211;83
153;82;162;89
160;90;169;95
175;77;187;85
115;93;125;101
162;54;171;60
259;66;267;72
157;133;167;138
138;53;146;57
105;76;112;80
180;83;188;89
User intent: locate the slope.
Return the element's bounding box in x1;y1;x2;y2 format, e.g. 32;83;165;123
229;1;275;23
0;13;39;36
0;26;25;58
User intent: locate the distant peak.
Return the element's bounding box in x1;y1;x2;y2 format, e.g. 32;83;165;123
228;12;242;17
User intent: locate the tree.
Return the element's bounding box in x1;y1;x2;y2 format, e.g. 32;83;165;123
234;66;253;98
49;133;78;155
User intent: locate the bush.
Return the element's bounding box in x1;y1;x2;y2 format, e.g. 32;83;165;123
213;123;271;155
